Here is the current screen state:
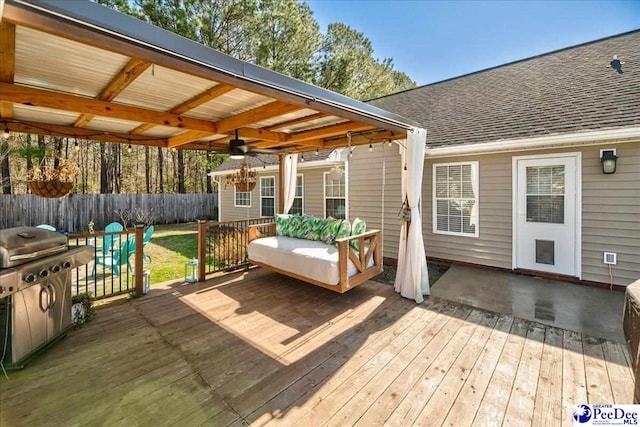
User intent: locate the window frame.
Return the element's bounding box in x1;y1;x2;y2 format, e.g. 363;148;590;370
233;186;251;208
289;174;304;216
432;161;479;238
323;171;347;219
259;176;276;217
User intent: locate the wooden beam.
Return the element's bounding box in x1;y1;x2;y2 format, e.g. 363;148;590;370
249;138;325;149
0;22;16;119
235;127;286;142
0;83;218;133
167;130;213;148
75;58;151;128
167;100;303;148
217;101;303;134
323;130;407;148
288;122;376;143
264;112;330;131
5;120;167;147
131;82;235;135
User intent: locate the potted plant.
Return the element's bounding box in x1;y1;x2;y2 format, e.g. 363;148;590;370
71;292;96;327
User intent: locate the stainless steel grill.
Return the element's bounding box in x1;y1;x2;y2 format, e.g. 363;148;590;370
0;227;93;369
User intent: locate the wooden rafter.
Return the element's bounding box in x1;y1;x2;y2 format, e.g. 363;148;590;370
254;122;376;148
0;83;218;133
263;112;331;131
74;58;151;128
131;82;234;135
0;22;16;119
6;121;167;147
167;100;304;148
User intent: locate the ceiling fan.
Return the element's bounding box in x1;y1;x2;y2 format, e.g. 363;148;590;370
223;129;285;159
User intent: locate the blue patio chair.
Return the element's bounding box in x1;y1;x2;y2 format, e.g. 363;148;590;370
94;236;136;277
36;224;56;231
98;222;124;254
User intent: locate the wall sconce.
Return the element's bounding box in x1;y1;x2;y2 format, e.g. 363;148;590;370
600;149;618;174
185;258;198;283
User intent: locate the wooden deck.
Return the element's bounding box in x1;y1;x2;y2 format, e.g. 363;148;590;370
0;268;633;426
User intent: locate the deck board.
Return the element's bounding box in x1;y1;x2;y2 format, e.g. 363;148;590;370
0;269;633;427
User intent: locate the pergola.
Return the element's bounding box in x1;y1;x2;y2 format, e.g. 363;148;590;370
0;0;417;153
0;0;428;302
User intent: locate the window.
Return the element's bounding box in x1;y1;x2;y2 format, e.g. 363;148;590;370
234;187;251;207
433;162;479;237
526;165;565;224
260;176;275;216
289;175;304;215
324;172;346;219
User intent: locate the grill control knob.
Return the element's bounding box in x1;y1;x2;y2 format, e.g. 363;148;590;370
50;265;61;273
39;269;49;278
62;261;72;269
24;273;36;283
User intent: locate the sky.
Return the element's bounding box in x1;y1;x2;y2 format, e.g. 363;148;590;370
307;0;640;86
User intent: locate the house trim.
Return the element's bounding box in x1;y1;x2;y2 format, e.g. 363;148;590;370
425;126;640;158
511;152;582;279
209;158;342;177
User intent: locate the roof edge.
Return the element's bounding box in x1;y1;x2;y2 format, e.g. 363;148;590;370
425;126;640;158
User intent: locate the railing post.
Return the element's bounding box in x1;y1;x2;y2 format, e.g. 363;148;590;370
134;224;145;297
197;220;207;282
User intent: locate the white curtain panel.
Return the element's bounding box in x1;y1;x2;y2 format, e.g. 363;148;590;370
282;153;298;214
394;127;430;303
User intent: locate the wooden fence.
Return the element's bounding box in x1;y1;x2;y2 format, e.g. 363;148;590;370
0;193;218;231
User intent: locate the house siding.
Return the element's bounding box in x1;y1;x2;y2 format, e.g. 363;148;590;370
218;167;333;221
422;142;640;286
349;143;403;261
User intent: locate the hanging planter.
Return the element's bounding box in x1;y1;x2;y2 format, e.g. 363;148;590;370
30;180;74;198
28;157;78;198
224;162;257;192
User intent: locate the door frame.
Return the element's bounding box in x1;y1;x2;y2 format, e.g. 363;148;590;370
511;152;582;278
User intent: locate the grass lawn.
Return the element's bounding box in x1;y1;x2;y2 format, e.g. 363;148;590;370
144;222;199;285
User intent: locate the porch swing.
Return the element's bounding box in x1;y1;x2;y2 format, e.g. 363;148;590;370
246;141;386;293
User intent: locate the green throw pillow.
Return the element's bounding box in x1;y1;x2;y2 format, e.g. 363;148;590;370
288;215;304;238
320;218;341;245
350;218;366;251
335;220;351;245
302;215;324;241
275;214;290;236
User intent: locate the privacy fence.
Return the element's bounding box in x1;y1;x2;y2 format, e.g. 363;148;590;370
0;193;218;231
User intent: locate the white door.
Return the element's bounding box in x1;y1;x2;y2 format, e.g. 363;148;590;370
515;155;577;276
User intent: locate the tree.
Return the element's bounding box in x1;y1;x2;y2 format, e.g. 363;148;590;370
316;23;415;100
254;0;320;81
1;139;11;194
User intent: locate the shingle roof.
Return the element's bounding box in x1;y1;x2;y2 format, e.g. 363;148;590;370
211;149;336;173
368;30;640;148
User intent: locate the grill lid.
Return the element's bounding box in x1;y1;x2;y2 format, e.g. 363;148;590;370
0;227;67;269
